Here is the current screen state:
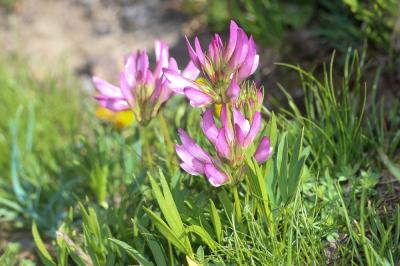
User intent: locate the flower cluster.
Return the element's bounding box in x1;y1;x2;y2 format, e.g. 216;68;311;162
176;85;271;187
93;20;272;187
164;20;259;107
93;40;199;125
172;21;273;187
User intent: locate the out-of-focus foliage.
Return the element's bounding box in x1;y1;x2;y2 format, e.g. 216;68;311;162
319;0;400;53
0;52;85;232
0;242;34;266
0;0;19;10
0;53;82;172
181;0;315;48
181;0;400;54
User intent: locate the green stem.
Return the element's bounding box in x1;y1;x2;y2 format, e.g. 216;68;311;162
158;113;177;174
139;125;153;169
168;241;175;266
231;185;242;223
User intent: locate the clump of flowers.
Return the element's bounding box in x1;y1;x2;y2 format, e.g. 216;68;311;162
92;21;272;188
164;20;259;107
93;40;199;125
173;21;273;187
176;101;271;187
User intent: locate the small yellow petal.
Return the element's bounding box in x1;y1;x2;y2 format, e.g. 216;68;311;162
112;110;135;129
95;107;114;122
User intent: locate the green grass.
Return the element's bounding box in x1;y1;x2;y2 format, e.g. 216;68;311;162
0;47;399;265
0;52;84;234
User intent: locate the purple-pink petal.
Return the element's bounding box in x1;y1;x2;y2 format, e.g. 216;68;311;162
150;78;162;102
226;74;240;100
176;144;205;175
182;61;200;80
154;40;170;78
234;123;247;147
178;128;212;163
119;72;135;106
163;69;199;94
233;108;250;134
243;112;262;147
93;76;123;98
250;54;259;76
204;164;229;187
168;57;179;72
180;163;202;176
230;29;249;70
224;20;239;61
215;128;231;159
237;36;257;81
208;42;216;62
194;37;205;66
124;53;137;86
257;88;263;105
96;96;130;112
202;109;219;145
137;50;150;82
214;34;223;50
184;87;213;107
144;69;153;86
185;36;201;69
254;136;272;164
220;105;234;143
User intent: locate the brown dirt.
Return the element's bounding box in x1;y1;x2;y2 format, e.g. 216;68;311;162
0;0;188;82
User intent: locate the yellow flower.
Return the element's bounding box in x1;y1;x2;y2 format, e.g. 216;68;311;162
95;107;134;129
95;107;114;121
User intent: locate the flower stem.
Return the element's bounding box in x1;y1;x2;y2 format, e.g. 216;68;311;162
139;124;153;168
231;185;242;223
158;113;177;174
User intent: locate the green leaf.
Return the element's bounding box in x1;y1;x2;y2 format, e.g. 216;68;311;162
276;133;289;202
378;149;400;180
138;222;167;266
109;238;153;266
186;225;218;252
148;170;193;256
217;189;233;217
144;208;188;255
32;221;56;266
209;199;222;243
245;155;274;236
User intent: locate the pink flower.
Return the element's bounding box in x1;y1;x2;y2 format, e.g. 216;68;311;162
254;136;272;164
176;105;271;187
164;20;259;107
93;40;199;125
205;106;271;165
176;129;229;187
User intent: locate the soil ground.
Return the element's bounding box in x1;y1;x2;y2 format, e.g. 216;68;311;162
0;0;188;83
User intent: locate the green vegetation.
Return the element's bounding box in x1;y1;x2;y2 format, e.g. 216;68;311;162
0;2;399;265
181;0;400;54
0;0;20;10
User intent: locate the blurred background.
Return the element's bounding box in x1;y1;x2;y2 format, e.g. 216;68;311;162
1;0;399;94
0;0;399;264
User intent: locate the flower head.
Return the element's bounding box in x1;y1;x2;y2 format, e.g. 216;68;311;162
164;20;259;107
93;40;199;125
176;105;271;187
